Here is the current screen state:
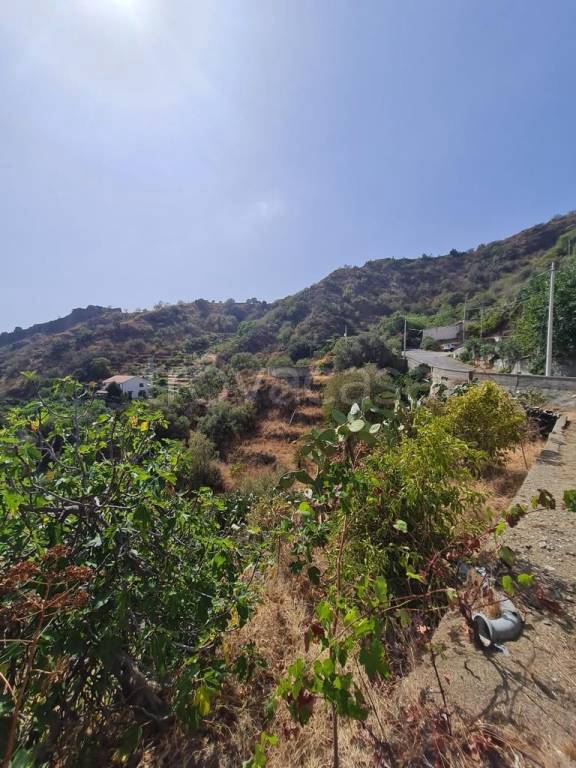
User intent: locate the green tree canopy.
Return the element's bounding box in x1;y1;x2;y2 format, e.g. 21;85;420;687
515;258;576;372
332;332;401;371
0;380;253;764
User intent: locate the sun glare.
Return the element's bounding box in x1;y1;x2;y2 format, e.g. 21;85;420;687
86;0;149;23
111;0;140;11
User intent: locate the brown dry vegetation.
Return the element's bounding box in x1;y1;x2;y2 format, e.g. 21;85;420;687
138;434;548;768
475;437;545;517
219;376;324;492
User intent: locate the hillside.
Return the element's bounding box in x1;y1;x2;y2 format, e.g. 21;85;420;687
1;211;575;395
0;299;270;397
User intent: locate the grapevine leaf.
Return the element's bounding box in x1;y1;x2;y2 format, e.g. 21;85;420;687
563;489;576;512
498;546;515;568
516;573;535;588
359;636;389;681
501;574;515;596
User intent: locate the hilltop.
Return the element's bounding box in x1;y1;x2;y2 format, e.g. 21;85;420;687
1;211;575;395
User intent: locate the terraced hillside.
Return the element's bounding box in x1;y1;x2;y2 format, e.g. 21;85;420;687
1;211;576;397
220;375;324;489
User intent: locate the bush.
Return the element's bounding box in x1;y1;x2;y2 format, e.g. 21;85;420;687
229;352;261;371
150;391;202;440
344;409;482;584
333;332;401;371
444;381;526;462
406;363;430;383
84;356;112;381
105;381;124;402
515;251;576;370
197;401;255;452
50;337;71;358
193;366;226;399
267;354;292;368
179;431;223;490
496;338;523;369
288;338;313;362
323;365;396;418
421;336;441;351
0;383;252;763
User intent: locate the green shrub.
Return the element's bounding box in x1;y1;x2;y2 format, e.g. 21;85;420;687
496;338;523;369
150;391;202;440
105;381;124;401
444;381;526;462
333;332;401;371
323;365;396;419
344;409;483;585
193;366;227;400
267;354;292;368
180;431;223;490
564;489;576;513
288;338;313;362
0;382;253;763
515;251;576;371
197;401;255;452
84;356;112;381
421;336;441;351
229;352;261;371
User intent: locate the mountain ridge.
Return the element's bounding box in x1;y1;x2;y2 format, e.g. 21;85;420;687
1;210;575;395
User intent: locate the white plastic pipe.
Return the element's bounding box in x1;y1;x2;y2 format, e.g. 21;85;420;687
472;597;523;649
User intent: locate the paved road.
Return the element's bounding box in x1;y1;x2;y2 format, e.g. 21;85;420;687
403;350;474;372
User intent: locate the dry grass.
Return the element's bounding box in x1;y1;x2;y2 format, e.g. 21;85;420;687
141;429;550;767
474;438;545;517
220;378;324;491
563;738;576;762
141;552;546;768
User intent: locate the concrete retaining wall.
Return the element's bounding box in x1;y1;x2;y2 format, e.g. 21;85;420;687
431;365;576;393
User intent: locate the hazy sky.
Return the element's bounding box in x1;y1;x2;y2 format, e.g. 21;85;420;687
1;1;576;332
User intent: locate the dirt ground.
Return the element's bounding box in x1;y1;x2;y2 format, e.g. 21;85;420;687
142;411;575;768
400;414;576;767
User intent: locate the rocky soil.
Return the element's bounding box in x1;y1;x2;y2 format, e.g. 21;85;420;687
401;414;576;766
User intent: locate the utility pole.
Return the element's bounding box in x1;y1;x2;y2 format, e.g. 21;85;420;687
480;306;484;339
545;262;555;377
403;316;407;353
462;297;467;342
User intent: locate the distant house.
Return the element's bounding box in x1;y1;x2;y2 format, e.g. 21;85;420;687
99;375;151;400
421;321;464;344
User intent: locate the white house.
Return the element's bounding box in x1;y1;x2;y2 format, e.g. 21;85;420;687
100;375;151;400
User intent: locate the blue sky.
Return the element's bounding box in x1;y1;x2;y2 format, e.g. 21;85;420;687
1;0;576;332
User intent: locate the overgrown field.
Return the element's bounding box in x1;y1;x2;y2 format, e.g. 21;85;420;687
0;377;556;767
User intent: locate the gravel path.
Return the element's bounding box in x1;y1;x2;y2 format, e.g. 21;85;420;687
401;414;576;765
